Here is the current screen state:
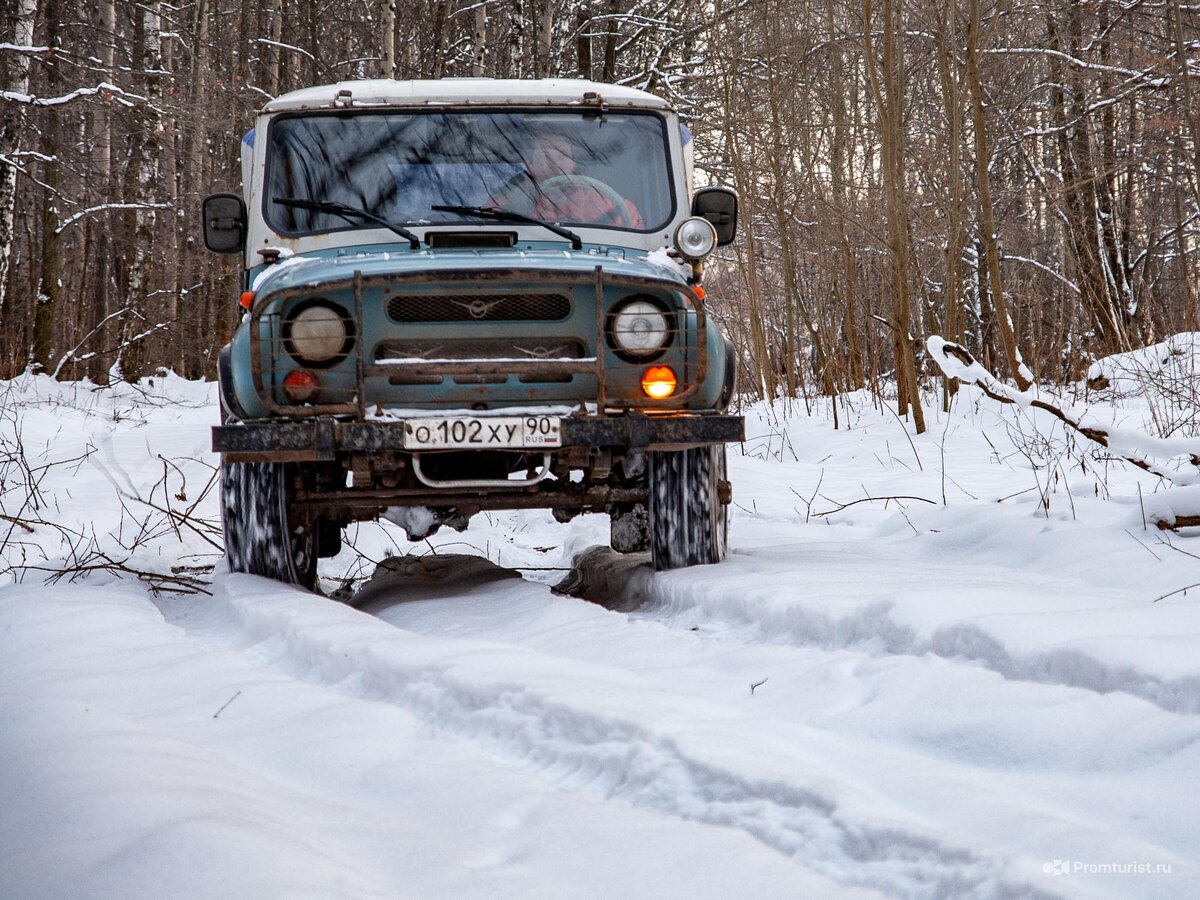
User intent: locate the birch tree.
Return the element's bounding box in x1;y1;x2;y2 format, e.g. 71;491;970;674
0;0;40;321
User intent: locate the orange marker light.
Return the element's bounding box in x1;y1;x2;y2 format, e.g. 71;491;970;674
239;291;256;310
641;365;677;399
283;369;319;403
693;285;706;301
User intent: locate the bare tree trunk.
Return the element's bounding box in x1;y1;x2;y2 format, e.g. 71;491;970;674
429;1;451;79
825;0;861;391
719;59;774;399
539;0;553;70
864;0;925;432
94;0;115;186
32;0;63;369
158;22;179;370
575;6;592;78
473;3;488;76
763;9;799;397
1171;167;1196;333
173;0;211;377
265;0;283;93
1048;2;1130;356
1171;0;1200;208
235;0;256;90
85;0;118;379
935;0;965;404
0;0;39;322
122;0;164;378
602;0;618;81
381;0;396;78
966;0;1029;389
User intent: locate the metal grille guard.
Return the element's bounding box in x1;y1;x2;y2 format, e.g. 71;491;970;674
249;264;708;418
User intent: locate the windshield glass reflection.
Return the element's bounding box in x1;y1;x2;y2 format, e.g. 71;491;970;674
266;111;674;235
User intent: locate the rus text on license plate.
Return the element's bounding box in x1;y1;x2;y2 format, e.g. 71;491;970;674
402;416;562;450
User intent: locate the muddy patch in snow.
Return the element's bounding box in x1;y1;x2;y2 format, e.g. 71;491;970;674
552;545;654;612
348;553;521;610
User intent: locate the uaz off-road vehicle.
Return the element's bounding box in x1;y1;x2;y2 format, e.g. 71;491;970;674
204;79;742;589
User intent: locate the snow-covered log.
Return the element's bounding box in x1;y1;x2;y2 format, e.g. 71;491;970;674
927;334;1200;529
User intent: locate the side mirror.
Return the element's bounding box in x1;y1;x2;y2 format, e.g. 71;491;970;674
692;187;738;247
202;193;246;254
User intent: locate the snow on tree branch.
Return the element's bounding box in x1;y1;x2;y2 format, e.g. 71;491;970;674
984;47;1170;89
254;38;317;63
1;82;147;108
55;202;171;234
0;43;49;53
926;335;1200;529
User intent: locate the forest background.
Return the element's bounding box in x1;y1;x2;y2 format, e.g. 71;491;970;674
2;0;1198;430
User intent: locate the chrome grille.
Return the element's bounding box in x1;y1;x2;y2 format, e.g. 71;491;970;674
386;292;571;323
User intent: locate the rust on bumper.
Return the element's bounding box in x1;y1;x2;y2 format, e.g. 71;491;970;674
212;414;744;462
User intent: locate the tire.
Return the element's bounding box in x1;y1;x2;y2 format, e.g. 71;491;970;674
221;461;318;590
648;445;728;571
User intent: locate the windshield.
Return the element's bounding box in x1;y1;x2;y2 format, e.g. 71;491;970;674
265;110;675;236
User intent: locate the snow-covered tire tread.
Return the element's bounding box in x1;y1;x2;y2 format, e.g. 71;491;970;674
221;461;317;590
648;446;728;571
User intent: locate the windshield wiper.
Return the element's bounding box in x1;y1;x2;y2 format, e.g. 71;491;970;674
431;204;582;250
274;197;421;249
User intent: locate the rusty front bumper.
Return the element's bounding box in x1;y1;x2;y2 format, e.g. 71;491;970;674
213;414;743;463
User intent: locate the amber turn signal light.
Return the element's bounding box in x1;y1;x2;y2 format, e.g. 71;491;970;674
641;365;677;399
239;291;256;310
283;369;319;403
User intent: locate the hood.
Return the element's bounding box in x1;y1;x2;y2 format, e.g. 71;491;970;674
249;246;693;299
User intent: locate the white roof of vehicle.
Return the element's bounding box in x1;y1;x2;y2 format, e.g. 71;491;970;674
262;79;672;113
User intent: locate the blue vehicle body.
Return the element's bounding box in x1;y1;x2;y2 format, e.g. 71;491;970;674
206;79;742;583
222;244;731;420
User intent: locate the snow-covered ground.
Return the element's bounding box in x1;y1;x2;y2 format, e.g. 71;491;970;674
2;372;1199;899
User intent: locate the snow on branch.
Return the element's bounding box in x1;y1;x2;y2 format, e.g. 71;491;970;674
926;335;1200;529
983;47;1170;89
1001;254;1081;294
0;153;76;201
254;38;317;63
56;202;172;235
1;82;146;108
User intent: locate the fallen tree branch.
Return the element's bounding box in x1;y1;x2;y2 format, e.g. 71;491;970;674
926;335;1200;533
1160;516;1200;530
27;549;212;595
0;513;35;534
926;336;1199;484
1153;582;1200;603
815;494;935;517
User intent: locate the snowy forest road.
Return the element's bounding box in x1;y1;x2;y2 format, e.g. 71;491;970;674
151;532;1200;900
3;376;1200;899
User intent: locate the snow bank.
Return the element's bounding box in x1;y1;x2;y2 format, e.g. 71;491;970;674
1087;332;1200;400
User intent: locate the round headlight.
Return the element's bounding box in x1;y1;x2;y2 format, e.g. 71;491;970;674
611;299;670;357
286;304;350;364
673;217;718;261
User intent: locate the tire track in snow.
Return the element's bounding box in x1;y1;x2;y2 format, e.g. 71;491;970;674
610;562;1200;716
163;577;1059;900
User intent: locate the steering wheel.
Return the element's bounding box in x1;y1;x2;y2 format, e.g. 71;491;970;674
539;174;635;228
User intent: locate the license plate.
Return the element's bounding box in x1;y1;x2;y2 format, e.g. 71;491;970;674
402;415;562;450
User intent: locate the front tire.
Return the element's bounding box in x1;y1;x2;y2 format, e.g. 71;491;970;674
648;446;728;571
221;461;318;590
